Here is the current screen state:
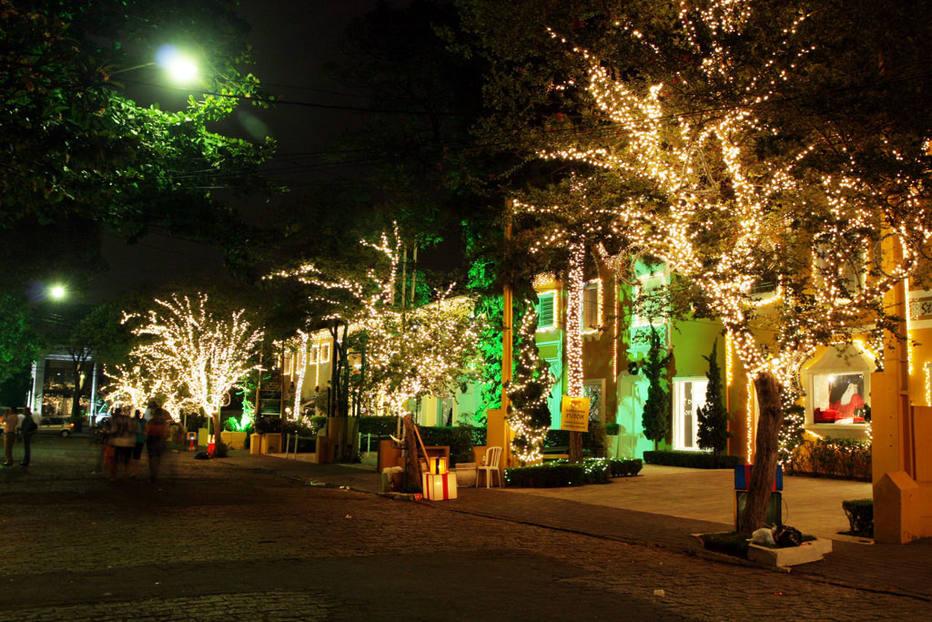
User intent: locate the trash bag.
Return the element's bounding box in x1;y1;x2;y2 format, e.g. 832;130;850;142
194;450;210;460
750;527;776;547
774;525;804;548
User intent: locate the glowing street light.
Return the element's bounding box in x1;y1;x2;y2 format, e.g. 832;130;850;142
155;45;199;85
47;283;67;302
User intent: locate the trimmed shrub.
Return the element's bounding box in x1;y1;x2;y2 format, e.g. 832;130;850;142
419;426;486;466
543;422;607;454
842;498;873;536
788;438;871;481
644;450;741;469
357;416;397;437
505;463;587;488
255;415;282;434
610;459;643;477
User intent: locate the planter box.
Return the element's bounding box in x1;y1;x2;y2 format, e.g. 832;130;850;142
454;463;477;487
259;433;282;454
220;431;247;450
249;433;262;455
748;539;832;570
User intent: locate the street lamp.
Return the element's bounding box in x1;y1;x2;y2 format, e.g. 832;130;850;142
109;45;200;86
47;283;67;302
155;45;199;85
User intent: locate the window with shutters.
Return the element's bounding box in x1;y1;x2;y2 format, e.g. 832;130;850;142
536;291;557;331
582;280;600;333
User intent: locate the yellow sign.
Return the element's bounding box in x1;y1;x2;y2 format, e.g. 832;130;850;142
560;396;590;432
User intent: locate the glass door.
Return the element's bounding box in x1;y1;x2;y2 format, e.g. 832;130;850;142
673;378;707;451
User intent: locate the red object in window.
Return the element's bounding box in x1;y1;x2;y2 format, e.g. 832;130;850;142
830;393;865;418
814;408;841;423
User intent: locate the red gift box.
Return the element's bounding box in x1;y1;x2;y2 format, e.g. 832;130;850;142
421;472;458;500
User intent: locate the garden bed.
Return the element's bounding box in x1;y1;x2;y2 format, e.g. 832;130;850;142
644;450;741;469
505;458;642;488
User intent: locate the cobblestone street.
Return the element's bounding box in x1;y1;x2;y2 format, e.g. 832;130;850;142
2;437;930;621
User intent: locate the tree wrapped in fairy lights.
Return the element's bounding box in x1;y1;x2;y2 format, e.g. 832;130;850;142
268;225;481;418
543;1;931;532
506;306;555;464
124;294;263;446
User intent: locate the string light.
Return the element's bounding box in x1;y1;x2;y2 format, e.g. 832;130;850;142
541;0;930;462
924;362;932;407
268;225;482;418
507;307;556;464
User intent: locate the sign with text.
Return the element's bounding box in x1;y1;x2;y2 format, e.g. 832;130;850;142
560;396;590;432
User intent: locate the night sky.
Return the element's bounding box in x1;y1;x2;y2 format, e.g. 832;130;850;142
90;0;385;301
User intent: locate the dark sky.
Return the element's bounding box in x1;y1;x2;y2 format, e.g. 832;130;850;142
89;0;385;301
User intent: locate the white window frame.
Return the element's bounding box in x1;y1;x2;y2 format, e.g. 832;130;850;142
672;376;708;452
805;367;870;430
536;290;557;331
581;279;601;334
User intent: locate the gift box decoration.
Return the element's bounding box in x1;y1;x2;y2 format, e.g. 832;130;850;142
421;471;458;500
734;464;783;492
429;457;448;474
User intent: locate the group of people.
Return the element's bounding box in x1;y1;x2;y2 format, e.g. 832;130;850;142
1;406;38;468
99;400;171;482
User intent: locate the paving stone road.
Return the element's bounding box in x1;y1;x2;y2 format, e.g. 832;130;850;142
1;436;930;621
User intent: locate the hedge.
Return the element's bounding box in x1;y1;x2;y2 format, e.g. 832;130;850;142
419;426;486;465
610;458;643;477
544;421;607;452
788;438;871;481
842;498;873;536
643;450;741;469
505;463;587;487
505;458;643;487
357;416;397;437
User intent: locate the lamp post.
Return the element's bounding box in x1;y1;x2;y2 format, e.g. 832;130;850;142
46;283;67;302
109;45;200;85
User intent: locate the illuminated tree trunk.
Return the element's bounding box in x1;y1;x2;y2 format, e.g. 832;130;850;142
212;411;224;450
292;331;309;419
566;240;585;463
738;372;784;535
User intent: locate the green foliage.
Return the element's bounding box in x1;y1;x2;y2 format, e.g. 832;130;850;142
639;327;671;449
0;294;43;386
609;459;643;478
842;499;874;536
357;416;398;437
788;438;872;481
0;0;272;231
418;426;486;465
543;421;606;453
506;305;553;462
505;457;641;487
504;463;586;488
778;403;806;464
644;450;741;469
697;341;729;455
467;257;505;418
355;417;486;465
254;415;282;434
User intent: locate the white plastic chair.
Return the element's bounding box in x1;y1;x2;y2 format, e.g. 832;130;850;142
476;446;503;488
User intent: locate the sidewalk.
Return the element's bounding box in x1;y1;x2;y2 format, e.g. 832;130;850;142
226;453;932;603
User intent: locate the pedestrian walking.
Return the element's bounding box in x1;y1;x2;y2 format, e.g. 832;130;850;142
109;407;136;480
2;408;19;466
132;409;145;462
145;407;170;482
19;407;38;467
2;407;18;467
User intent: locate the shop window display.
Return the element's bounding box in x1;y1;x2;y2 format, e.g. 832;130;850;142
812;372;868;424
